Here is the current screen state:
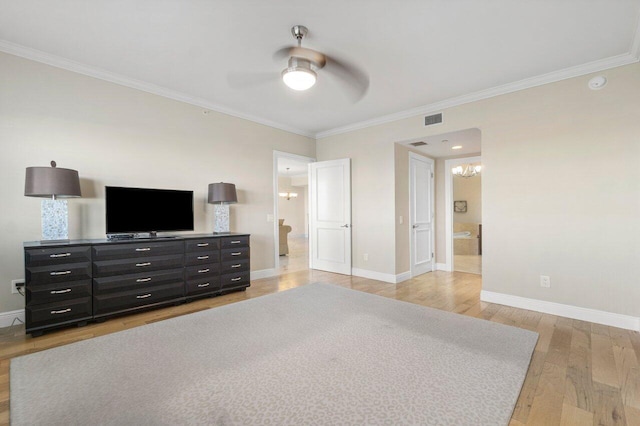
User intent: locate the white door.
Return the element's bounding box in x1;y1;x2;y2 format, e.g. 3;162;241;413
409;153;434;276
309;159;352;275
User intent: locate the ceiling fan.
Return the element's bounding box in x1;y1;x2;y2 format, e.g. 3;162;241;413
228;25;369;101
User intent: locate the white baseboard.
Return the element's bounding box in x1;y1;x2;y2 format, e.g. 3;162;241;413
481;290;640;331
436;263;448;271
250;268;278;281
0;309;25;328
352;268;410;284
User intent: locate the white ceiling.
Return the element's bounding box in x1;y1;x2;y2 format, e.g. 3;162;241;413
1;1;639;138
277;157;309;176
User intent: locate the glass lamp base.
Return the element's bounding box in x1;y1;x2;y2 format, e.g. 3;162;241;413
41;199;69;241
214;204;230;233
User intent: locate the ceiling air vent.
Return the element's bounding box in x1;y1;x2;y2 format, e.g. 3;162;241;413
424;113;443;126
409;141;427;147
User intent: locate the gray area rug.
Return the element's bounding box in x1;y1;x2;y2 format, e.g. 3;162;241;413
11;283;538;425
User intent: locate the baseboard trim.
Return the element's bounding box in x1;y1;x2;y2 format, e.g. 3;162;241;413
480;290;640;331
436;263;448;271
250;269;278;281
352;268;410;284
0;309;25;328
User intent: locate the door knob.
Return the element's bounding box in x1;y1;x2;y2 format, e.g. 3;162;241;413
412;224;419;228
340;224;350;228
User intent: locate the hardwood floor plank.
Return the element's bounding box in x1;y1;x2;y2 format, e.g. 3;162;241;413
560;403;594;425
512;350;546;424
527;361;566;426
593;333;622;389
623;405;640;426
592;381;627;426
565;342;594;411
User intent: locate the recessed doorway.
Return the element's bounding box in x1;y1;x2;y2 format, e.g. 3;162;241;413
273;151;314;275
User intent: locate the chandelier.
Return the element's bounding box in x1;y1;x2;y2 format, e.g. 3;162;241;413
452;164;481;178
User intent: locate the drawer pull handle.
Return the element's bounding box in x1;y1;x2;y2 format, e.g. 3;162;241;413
231;264;242;268
231;252;241;256
50;289;72;294
136;262;151;267
230;241;241;244
197;255;209;260
136;293;152;299
51;308;71;315
49;252;71;258
135;247;151;252
197;283;210;288
197;243;209;247
136;277;152;283
198;268;210;273
231;277;242;282
50;270;72;276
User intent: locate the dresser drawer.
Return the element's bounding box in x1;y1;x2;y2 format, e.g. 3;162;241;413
26;262;92;285
185;276;221;296
27;279;92;306
92;241;184;260
220;235;249;249
221;246;250;262
93;253;184;277
221;258;249;274
185;239;220;252
25;246;91;267
26;297;92;329
93;282;184;316
93;268;184;295
185;264;220;281
185;251;219;266
220;271;250;289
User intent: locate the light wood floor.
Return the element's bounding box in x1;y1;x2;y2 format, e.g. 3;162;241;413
1;270;639;425
278;235;309;274
454;254;482;275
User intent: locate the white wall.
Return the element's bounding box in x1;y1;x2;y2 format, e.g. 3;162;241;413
318;62;640;318
0;52;315;314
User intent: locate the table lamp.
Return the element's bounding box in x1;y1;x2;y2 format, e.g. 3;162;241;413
25;161;82;241
207;182;237;233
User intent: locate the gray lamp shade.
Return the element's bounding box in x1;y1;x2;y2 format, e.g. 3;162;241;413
25;162;82;198
208;182;237;204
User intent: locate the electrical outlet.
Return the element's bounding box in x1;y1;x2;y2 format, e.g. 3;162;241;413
399;216;404;225
540;275;551;288
11;279;25;294
363;253;369;261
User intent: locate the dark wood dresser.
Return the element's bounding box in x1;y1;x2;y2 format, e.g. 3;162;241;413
24;233;250;336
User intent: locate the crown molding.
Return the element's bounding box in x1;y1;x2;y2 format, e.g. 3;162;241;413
2;34;639;143
315;52;639;139
0;40;315;139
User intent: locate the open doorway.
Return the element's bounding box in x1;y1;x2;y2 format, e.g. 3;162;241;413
273;151;314;274
451;162;482;274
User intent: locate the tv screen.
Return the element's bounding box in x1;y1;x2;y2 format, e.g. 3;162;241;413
106;186;194;235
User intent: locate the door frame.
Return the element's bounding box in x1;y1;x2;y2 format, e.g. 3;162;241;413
409;151;435;277
444;155;481;272
273;151;315;272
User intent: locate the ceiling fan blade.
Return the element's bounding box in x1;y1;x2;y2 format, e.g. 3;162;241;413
324;55;370;102
227;72;278;89
273;46;326;68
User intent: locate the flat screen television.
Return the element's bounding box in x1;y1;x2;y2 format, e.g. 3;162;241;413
105;186;194;235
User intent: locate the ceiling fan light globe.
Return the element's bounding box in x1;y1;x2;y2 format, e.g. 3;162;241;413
282;67;317;91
